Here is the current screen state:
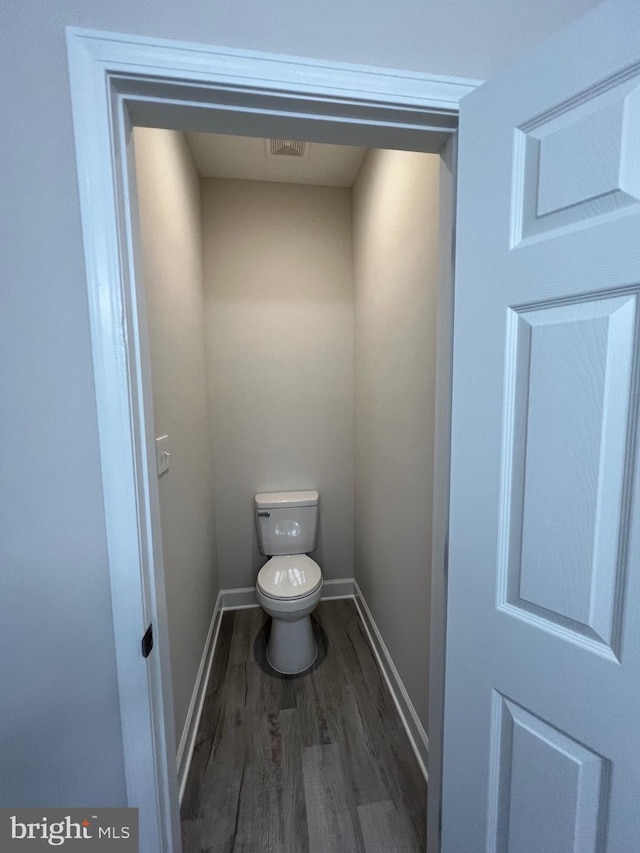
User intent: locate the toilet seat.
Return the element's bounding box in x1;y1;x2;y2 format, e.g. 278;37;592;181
257;554;322;601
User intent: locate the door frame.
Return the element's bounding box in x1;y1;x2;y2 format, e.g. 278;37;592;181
66;27;480;852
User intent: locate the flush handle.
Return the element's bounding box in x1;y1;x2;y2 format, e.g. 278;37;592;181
257;511;271;517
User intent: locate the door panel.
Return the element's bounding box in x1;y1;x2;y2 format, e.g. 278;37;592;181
443;1;640;850
487;693;609;853
513;73;640;246
500;295;635;657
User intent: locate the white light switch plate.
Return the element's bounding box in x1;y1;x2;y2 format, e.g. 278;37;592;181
155;435;170;476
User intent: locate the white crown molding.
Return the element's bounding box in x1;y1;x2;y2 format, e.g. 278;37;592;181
67;27;481;115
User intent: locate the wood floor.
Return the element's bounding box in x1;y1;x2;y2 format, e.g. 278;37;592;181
181;599;427;853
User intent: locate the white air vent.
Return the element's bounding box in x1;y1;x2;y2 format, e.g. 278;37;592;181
269;138;306;157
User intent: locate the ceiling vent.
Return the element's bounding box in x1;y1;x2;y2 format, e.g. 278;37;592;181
269;138;306;157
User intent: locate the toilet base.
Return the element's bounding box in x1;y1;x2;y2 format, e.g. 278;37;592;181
267;614;317;675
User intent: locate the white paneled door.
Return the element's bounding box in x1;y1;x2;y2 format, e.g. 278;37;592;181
443;1;640;850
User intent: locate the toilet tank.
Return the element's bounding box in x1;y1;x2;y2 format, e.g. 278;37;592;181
255;490;319;556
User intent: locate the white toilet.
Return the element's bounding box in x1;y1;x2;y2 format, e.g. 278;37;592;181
255;490;323;675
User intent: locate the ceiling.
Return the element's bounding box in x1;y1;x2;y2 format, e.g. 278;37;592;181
186;132;367;187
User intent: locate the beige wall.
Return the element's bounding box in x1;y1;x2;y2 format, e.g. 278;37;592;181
129;140;438;755
353;149;440;733
202;179;354;589
133;128;220;750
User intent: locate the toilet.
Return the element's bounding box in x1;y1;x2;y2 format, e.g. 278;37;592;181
255;490;323;675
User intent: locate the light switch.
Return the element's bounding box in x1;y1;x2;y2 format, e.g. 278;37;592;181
155;435;171;476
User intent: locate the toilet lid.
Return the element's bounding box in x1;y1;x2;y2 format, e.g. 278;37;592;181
257;555;322;600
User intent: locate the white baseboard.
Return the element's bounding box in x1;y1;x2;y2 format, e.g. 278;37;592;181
353;580;429;782
178;576;427;802
319;578;355;599
176;590;223;804
219;586;258;610
219;577;356;610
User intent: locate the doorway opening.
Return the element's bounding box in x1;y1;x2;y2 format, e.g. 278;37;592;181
66;27;472;852
132;125;444;851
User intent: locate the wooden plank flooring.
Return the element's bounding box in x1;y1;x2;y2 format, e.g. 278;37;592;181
181;599;427;852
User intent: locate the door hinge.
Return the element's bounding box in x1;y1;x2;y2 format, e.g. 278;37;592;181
141;623;153;658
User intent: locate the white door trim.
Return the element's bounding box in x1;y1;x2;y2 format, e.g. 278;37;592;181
65;27;479;852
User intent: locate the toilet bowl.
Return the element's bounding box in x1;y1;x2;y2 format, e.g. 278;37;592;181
254;491;323;675
256;554;322;674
